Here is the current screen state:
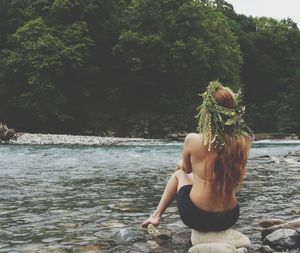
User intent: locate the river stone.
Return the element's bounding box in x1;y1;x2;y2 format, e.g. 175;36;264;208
261;218;300;237
264;228;300;249
289;249;300;253
188;242;237;253
257;218;286;228
115;228;146;243
191;229;251;248
259;245;274;253
290;209;300;215
289;218;300;228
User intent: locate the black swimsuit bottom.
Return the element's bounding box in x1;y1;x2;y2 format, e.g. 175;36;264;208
177;185;239;232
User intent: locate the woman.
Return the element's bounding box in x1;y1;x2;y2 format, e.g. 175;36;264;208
141;81;252;232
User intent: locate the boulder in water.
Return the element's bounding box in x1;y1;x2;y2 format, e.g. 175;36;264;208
264;228;300;250
191;229;251;248
188;242;238;253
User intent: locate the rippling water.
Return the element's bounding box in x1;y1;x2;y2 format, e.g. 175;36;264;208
0;140;299;252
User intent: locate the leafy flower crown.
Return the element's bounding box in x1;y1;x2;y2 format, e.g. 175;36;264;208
196;81;254;152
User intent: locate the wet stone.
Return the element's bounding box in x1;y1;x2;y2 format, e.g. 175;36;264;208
188;242;237;253
156;233;172;242
264;229;300;250
259;245;274;253
257;218;286;228
261;218;300;238
72;244;101;253
114;228;147;243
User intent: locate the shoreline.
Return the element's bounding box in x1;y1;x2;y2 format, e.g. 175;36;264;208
0;132;299;146
2;132;166;146
253;132;299;141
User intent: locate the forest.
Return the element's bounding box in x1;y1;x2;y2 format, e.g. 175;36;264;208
0;0;299;137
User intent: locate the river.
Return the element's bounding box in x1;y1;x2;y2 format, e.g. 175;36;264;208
0;139;299;252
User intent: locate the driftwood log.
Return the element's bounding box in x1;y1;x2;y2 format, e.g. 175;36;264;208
0;123;16;141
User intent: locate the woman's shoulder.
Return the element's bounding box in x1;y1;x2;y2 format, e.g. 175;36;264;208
185;132;201;141
184;133;205;147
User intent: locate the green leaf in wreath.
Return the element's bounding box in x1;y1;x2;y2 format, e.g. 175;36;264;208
225;118;236;125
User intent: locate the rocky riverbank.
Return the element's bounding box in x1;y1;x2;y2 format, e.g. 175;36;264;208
1;131;299;146
0;123;16;141
254;133;299;141
167;132;299;141
250;217;300;253
93;216;300;253
2;133;165;145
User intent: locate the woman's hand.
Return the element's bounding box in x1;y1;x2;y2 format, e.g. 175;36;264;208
141;213;161;228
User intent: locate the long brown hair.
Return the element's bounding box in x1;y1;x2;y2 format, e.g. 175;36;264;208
210;86;251;210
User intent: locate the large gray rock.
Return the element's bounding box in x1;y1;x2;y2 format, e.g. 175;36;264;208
264;228;300;250
191;229;251;248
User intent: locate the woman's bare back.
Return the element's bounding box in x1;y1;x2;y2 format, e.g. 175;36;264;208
184;133;238;212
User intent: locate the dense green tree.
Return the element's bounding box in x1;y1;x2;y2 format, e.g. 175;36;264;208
111;0;242;134
277;71;300;132
238;17;300;132
0;17;94;131
0;0;299;136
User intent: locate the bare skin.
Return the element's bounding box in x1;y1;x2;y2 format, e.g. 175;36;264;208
141;133;244;228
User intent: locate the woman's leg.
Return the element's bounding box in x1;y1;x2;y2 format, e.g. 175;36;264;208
141;169;193;227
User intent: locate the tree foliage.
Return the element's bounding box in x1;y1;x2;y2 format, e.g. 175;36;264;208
0;16;93;131
0;0;299;136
